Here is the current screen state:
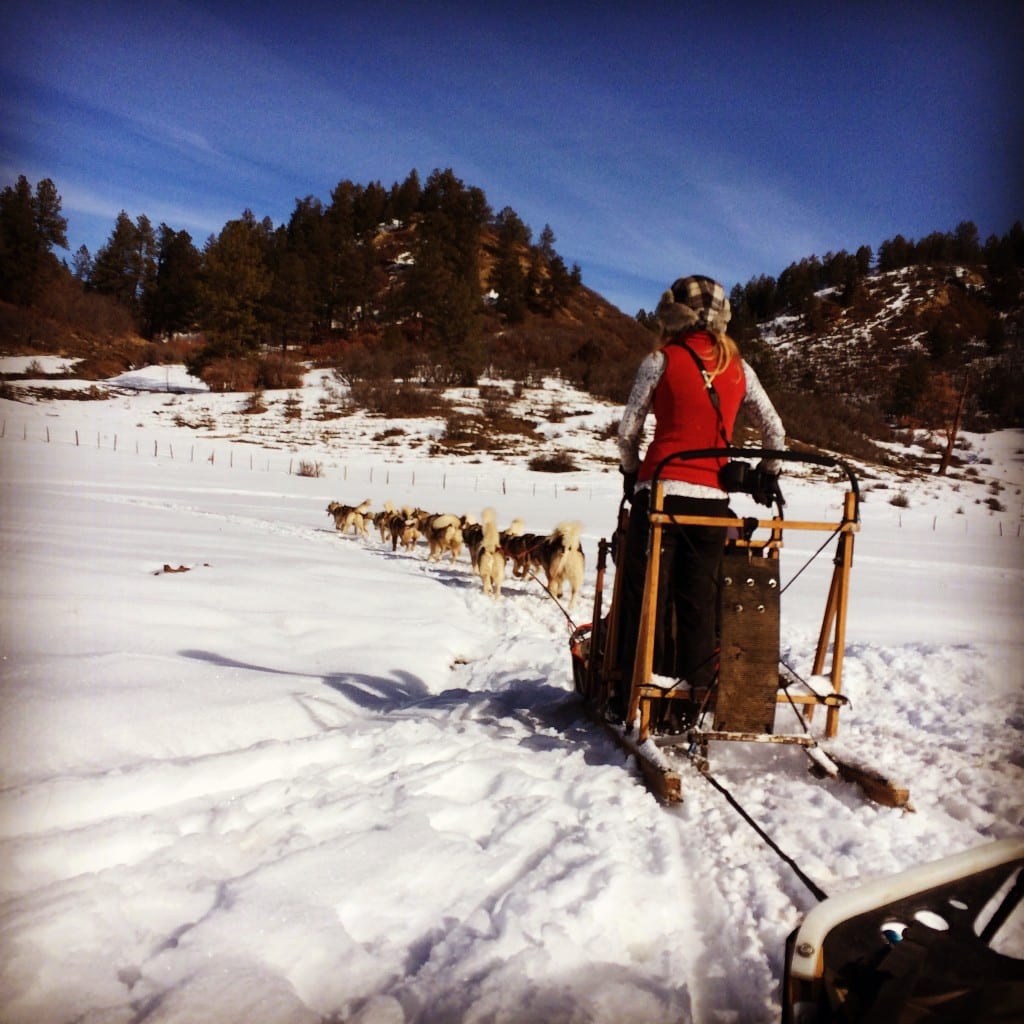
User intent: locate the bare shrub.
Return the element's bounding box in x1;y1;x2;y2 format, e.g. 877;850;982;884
296;460;323;478
138;335;205;367
889;492;910;508
242;391;267;414
529;451;579;473
173;410;216;429
478;384;513;403
257;353;305;390
480;401;540;439
441;413;488;449
349;380;452;418
201;357;260;392
545;401;566;423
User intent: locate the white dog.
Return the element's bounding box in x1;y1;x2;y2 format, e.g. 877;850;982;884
477;508;506;599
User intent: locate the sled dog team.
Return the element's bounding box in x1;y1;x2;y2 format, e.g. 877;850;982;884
326;499;585;607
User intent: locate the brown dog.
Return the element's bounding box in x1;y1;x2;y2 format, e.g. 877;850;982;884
423;513;463;563
327;499;372;537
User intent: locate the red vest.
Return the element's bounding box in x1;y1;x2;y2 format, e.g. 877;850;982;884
638;332;746;489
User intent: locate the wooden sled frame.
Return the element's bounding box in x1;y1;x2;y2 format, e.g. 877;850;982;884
572;448;909;807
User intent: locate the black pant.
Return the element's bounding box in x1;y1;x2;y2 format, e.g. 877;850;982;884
615;490;728;707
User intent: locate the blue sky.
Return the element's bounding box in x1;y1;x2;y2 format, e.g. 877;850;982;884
3;1;1022;316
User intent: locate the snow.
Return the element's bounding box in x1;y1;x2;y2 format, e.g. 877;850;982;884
1;365;1022;1023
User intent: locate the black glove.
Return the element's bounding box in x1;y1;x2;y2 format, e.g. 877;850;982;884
619;466;637;502
750;467;782;508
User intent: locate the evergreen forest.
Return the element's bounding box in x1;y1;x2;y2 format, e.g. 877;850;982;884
2;169;1022;459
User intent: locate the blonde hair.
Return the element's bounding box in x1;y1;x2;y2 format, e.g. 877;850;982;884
708;330;740;380
655;320;740;380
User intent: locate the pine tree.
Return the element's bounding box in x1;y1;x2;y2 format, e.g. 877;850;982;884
324;182;379;333
198;211;271;352
390;169;422;224
146;225;201;339
491;207;531;323
401;169;490;381
71;245;93;282
952;221;981;265
90;211;157;328
0;175;68;305
263;246;313;350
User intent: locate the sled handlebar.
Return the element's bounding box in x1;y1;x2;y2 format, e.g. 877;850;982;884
649;447;860;521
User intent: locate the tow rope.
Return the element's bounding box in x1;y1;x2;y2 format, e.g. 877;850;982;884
524;568;579;632
694;763;829;903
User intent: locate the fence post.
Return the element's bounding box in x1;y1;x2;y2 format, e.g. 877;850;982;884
75;429;79;446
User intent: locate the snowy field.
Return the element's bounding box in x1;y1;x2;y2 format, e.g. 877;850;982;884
1;362;1022;1023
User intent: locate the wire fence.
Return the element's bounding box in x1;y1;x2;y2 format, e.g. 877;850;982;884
0;416;610;506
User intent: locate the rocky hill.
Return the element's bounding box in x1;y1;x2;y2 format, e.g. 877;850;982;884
750;263;1021;436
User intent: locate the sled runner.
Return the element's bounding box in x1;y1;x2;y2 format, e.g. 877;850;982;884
781;837;1024;1023
570;447;910;808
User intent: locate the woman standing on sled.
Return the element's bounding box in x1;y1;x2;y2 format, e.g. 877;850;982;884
612;275;785;728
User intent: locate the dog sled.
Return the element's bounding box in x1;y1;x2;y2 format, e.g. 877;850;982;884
570;447;910;808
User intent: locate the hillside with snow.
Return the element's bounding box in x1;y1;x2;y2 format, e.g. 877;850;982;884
1;360;1022;1023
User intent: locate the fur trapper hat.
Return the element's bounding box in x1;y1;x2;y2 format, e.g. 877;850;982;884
654;275;731;336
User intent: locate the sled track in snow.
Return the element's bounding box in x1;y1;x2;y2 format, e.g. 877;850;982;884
60;491;1014;1021
279;502;930;1022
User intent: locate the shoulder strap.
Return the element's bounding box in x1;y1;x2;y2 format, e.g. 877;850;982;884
670;338;731;446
